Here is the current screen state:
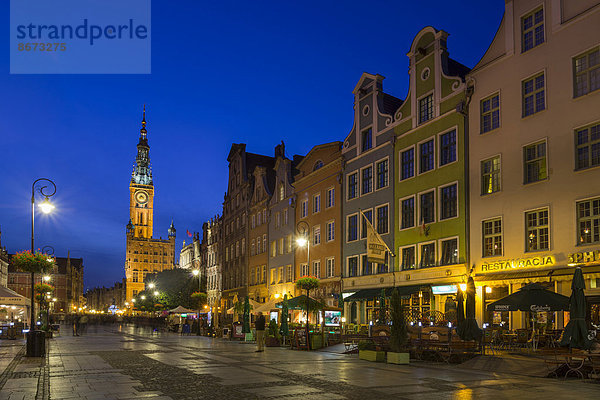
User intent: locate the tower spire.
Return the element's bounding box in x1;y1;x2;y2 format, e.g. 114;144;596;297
140;104;147;139
132;106;152;185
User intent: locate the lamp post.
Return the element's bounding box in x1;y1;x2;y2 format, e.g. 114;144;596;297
30;178;56;332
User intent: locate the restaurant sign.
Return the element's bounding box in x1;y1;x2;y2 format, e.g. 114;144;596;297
481;256;554;272
568;249;600;265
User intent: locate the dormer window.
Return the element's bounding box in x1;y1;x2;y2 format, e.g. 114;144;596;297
313;160;324;171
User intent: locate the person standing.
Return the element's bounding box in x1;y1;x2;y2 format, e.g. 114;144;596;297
255;311;266;352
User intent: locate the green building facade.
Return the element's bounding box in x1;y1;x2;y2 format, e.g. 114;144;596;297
392;27;472;321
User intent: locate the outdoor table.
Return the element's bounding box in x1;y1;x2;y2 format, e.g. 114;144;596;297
501;333;517;350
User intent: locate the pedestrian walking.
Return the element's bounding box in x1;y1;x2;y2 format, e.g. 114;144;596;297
255;311;266;352
73;314;80;336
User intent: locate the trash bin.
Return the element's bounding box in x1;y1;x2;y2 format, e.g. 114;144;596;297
26;330;46;357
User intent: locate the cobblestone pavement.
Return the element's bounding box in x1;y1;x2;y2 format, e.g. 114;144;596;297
1;325;600;399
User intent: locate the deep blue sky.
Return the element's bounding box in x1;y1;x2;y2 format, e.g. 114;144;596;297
0;1;505;290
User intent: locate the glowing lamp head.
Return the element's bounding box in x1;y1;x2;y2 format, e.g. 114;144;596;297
153;291;159;296
485;286;492;294
274;293;280;299
43;275;51;282
38;197;55;214
131;299;136;303
141;296;146;300
204;305;208;309
459;283;467;292
148;283;155;289
296;237;307;247
192;270;200;276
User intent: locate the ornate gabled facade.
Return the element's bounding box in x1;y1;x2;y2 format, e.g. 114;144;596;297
221;144;274;309
268;143;302;301
124;107;176;302
392;27;471;321
248;162;275;303
341;73;402;324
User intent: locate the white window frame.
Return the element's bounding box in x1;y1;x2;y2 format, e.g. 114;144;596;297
360;163;374;196
326;257;335;278
360;208;373;240
326;187;335;208
346;171;359;201
417;90;435;125
313;193;321;214
482;216;504;258
347;212;359;243
418;188;436;225
437;126;459;168
399;244;417;271
399;145;416;182
375;156;390;191
438;181;459;221
399;195;416;231
375;203;390;235
438;236;459;266
418;240;437;269
300;199;308;218
326;220;335;242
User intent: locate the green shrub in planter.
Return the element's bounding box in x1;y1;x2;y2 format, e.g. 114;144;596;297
387;288;410;364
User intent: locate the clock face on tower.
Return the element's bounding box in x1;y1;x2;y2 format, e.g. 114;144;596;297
135;190;149;205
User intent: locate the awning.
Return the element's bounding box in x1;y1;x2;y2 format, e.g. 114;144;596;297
0;286;29;307
343;285;427;301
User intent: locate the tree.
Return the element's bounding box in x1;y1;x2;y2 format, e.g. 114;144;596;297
295;276;320;332
389;288;408;353
34;283;54;331
190;292;207;310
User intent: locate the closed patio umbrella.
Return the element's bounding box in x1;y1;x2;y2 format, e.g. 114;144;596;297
560;267;591;349
456;287;466;339
242;296;251;334
279;294;289;343
461;277;482;341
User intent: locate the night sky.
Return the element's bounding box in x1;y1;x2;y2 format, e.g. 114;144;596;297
0;1;504;290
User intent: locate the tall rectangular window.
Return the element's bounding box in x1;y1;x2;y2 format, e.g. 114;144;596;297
401;148;414;180
526;208;549;252
575;123;600;170
439;130;456;166
419;94;433;124
376;159;388;189
278;267;284;283
362;255;372;275
440;184;457;220
440;238;458;265
262;265;267;283
419;139;435;173
326;188;335;208
481;94;500;133
347;214;358;242
301;263;309;277
522;73;545;117
577;198;600;244
275;212;280;228
361;210;372;239
313;225;321;245
326;258;335;278
522;7;544;53
574;47;600;98
312;260;321;278
348;257;358;277
287;265;293;282
313;194;321;213
279;238;284;254
420;243;436;268
283;209;288;225
401;197;415;229
483;218;503;257
401;246;415;270
420;191;435;224
326;221;335;242
376;205;389;234
524;141;547;184
348;173;358;200
287;234;292;253
481;156;501;195
263;235;267;253
301;200;308;218
361;128;373;152
362;166;373;195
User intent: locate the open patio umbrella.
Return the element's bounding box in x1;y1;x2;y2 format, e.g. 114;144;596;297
486;283;569;312
456;288;466;339
279;294;289;343
276;295;321;311
461;277;482;341
242;296;251;334
560;267;591;349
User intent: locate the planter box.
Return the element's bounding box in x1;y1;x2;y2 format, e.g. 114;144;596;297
310;335;323;350
387;352;409;364
359;349;385;362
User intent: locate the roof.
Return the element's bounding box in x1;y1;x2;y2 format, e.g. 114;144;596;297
444;57;471;80
378;92;404;116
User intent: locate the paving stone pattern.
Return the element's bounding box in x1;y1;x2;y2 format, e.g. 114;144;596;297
1;325;600;399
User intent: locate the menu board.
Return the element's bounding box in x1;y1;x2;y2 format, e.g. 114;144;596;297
295;327;309;350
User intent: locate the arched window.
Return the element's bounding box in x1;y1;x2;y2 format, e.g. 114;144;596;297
313;160;324;171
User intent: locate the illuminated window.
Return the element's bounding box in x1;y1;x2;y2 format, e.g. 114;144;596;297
481;156;501;195
440;238;458;265
420;243;436;268
577;198;600;244
526;208;549;251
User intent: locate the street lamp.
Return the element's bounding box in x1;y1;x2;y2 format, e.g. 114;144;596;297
192;269;201;291
296;221;310;276
148;283;155;289
30;178;56;344
153;291;159;296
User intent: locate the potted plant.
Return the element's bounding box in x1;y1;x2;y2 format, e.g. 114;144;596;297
295;276;320;349
358;340;385;362
387;288;410;364
266;318;281;347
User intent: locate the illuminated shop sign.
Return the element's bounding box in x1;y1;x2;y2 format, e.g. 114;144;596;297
481;256;554;272
431;285;458;295
568;250;600;265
